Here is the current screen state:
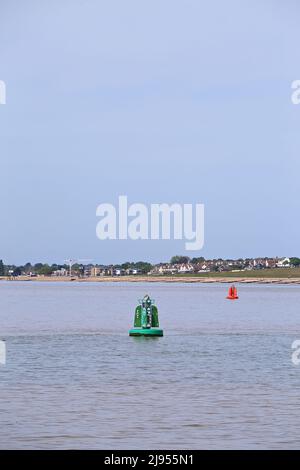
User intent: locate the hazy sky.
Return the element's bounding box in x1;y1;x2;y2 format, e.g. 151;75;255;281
1;0;299;265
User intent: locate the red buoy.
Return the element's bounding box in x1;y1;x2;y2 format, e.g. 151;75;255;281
226;284;239;299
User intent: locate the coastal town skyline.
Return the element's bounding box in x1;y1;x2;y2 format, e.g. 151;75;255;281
1;255;298;278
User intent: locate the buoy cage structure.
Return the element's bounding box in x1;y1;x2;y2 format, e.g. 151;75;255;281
129;295;163;337
226;285;239;300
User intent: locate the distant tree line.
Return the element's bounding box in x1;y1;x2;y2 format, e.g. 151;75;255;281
1;256;300;277
0;261;69;277
113;261;153;274
290;257;300;267
0;260;154;276
0;260;5;276
170;256;205;265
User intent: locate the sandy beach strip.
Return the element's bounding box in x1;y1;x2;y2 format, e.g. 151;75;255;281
2;275;300;285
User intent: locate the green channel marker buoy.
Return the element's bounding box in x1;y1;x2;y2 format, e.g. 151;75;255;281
129;294;163;337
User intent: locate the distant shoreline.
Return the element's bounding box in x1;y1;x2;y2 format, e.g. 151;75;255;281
1;275;300;285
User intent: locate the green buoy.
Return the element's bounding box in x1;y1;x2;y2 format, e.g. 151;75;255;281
129;294;163;337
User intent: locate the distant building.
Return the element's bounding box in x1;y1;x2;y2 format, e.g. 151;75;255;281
276;257;291;268
52;268;68;276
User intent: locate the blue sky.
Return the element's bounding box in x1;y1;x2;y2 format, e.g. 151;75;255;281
1;0;299;265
